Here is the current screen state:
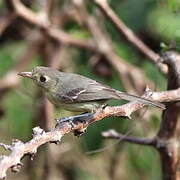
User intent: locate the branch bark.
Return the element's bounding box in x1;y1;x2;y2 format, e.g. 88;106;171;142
157;51;180;180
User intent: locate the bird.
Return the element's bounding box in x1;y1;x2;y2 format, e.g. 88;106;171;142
18;66;165;113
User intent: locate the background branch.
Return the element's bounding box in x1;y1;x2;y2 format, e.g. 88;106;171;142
102;129;156;146
93;0;168;74
0;12;15;36
10;0;97;51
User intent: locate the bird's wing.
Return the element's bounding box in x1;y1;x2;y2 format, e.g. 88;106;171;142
55;81;115;103
73;82;116;102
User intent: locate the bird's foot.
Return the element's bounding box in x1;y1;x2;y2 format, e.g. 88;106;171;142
56;113;93;136
56;116;76;128
73;128;87;137
56;113;93;124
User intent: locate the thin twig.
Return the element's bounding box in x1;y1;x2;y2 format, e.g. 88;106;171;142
93;0;168;74
102;129;156;146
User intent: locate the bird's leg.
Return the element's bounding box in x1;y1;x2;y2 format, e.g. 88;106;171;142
80;111;89;115
56;113;93;124
56;113;94;136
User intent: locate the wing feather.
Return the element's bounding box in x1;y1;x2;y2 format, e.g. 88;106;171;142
59;82;115;103
55;73;117;103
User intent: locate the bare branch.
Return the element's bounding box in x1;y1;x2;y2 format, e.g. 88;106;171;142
47;28;96;51
0;127;63;179
12;0;50;27
0;12;16;36
151;88;180;102
156;51;180;180
102;129;156;146
93;0;168;74
10;0;97;51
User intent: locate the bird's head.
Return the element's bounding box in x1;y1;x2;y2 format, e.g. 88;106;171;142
18;66;60;91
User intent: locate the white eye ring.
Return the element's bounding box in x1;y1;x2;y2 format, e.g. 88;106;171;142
40;75;47;82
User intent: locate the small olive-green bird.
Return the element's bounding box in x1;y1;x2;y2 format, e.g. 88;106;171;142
18;66;165;112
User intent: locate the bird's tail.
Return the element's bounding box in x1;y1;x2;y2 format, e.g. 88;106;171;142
114;91;165;109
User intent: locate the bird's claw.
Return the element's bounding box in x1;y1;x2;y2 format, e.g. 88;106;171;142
73;128;87;137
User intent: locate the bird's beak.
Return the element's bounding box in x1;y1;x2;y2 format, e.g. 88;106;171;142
18;72;33;79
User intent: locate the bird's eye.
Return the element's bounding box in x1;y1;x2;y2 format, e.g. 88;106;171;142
40;76;46;82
